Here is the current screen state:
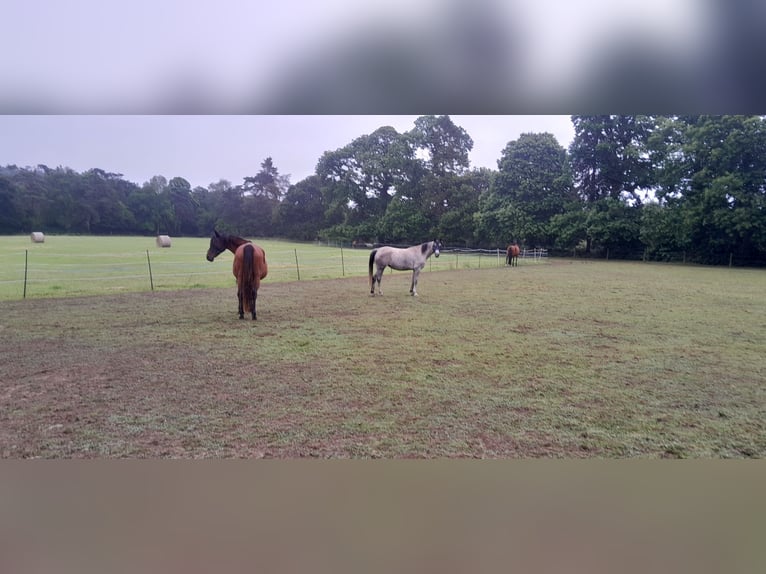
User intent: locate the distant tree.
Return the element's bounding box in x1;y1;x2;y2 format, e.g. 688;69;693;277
475;132;571;247
231;158;289;237
166;177;199;235
191;184;218;234
9;165;52;231
569;115;654;204
146;175;168;194
436;168;491;246
567;115;654;253
408;115;473;175
42;167;86;232
277;175;327;240
649;115;766;263
84;169;137;233
127;177;174;234
639;202;688;260
378;196;430;242
242;157;289;201
584;197;643;258
316;125;419;240
0;176;23;232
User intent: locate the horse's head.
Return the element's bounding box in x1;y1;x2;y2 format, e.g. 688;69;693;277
433;240;442;258
206;230;227;262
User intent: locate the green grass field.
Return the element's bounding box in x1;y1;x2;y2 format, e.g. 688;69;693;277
0;235;514;300
1;237;763;458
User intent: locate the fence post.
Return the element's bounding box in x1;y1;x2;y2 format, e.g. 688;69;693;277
146;250;154;291
294;249;301;280
340;246;345;276
729;252;733;268
23;249;28;299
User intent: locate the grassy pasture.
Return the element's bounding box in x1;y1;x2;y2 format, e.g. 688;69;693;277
0;235;510;300
0;238;764;458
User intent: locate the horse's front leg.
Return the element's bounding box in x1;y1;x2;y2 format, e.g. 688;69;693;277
410;268;420;296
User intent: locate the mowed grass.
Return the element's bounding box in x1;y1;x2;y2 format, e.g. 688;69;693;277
0;235;508;300
1;251;764;458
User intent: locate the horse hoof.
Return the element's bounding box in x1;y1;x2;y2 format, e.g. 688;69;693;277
239;315;244;320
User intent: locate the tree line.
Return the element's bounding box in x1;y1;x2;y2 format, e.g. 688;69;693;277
2;115;765;265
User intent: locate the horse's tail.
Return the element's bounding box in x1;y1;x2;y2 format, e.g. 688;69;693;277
240;244;255;313
368;249;378;290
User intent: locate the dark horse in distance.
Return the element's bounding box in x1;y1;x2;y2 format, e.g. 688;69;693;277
206;230;268;320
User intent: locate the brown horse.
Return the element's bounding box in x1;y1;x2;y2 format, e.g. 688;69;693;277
506;243;520;267
206;230;268;320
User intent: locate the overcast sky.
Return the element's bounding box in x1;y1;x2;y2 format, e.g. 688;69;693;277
2;1;741;114
0;115;575;189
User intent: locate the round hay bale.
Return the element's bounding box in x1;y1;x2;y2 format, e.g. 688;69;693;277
156;235;172;248
30;232;45;243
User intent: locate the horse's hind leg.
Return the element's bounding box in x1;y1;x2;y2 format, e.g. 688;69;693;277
372;266;384;295
251;287;257;320
237;290;245;320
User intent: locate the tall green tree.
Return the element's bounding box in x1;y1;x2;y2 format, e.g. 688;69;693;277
408;115;473;176
277;175;327;240
42;167;86;232
75;169;135;234
166;177;198;235
11;165;54;231
0;176;23;232
238;158;290;236
569;115;654;204
377;196;430;243
639;202;688;260
475;132;571;247
316;126;419;240
127;176;174;235
403;116;475;239
436;168;491;246
243;157;289;201
566;115;654;253
649;115;766;263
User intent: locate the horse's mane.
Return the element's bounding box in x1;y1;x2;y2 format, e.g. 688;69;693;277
220;232;251;247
